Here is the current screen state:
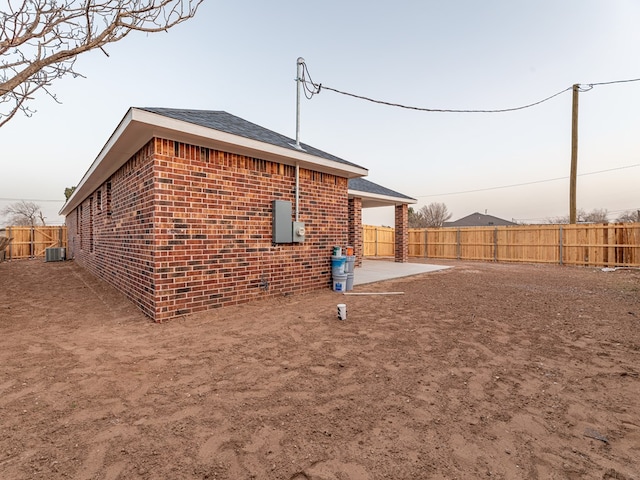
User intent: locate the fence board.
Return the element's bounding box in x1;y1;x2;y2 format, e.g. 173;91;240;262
2;226;68;259
363;225;395;257
369;223;640;267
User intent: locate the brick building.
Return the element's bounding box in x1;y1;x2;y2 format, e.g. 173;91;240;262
60;108;414;321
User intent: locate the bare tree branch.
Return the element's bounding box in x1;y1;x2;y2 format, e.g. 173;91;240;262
1;0;203;127
1;200;45;226
408;203;453;228
615;210;640;223
419;202;452;228
546;208;610;224
583;208;609;223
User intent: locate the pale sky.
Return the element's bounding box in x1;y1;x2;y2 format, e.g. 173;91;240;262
1;0;639;226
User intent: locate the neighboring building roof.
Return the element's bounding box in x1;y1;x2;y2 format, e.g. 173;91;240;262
60;107;368;216
348;177;416;208
445;212;517;227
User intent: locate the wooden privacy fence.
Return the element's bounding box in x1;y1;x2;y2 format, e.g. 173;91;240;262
1;226;67;260
363;225;395;257
364;223;640;267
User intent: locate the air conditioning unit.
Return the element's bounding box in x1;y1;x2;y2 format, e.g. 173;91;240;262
45;247;66;262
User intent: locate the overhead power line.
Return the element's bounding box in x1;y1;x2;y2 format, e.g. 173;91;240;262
415;163;640;198
299;60;640;113
316;84;573;113
584;78;640;87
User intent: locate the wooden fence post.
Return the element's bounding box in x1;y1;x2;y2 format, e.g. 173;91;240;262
606;224;615;267
456;228;461;260
559;225;563;265
424;229;428;258
375;227;379;257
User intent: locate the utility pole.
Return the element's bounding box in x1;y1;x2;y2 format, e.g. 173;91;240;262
294;57;304;150
569;84;579;224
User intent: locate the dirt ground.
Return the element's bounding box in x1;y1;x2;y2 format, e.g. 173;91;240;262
1;258;639;480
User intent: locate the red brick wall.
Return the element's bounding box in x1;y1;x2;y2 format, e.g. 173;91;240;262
67;138;349;321
67;141;157;317
348;197;363;266
394;204;408;263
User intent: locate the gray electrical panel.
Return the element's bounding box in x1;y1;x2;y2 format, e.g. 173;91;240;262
272;200;293;243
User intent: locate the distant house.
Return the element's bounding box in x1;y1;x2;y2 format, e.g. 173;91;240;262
60;107;414;322
445;212;517;227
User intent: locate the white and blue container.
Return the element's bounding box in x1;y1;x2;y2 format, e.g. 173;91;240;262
332;273;348;292
331;255;346;277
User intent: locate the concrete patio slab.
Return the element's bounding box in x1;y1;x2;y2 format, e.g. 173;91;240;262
354;259;450;286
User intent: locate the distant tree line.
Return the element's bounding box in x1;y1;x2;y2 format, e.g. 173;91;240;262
407;204;639;228
616;210;640;222
546;208;640;224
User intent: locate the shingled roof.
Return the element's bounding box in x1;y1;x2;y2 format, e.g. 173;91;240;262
348;177;416;208
445;212;517;227
141;107;363;169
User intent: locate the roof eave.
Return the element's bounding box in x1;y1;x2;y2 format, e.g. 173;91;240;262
60;108;368;216
60;108;137;216
348;189;417;208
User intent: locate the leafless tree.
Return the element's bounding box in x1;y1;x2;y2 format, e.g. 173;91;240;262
547;209;583;224
418;202;452;228
583;208;608;223
547;208;611;224
1;200;45;226
1;0;203;127
615;210;640;223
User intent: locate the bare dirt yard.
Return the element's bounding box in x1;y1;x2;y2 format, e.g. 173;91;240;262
1;258;639;480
